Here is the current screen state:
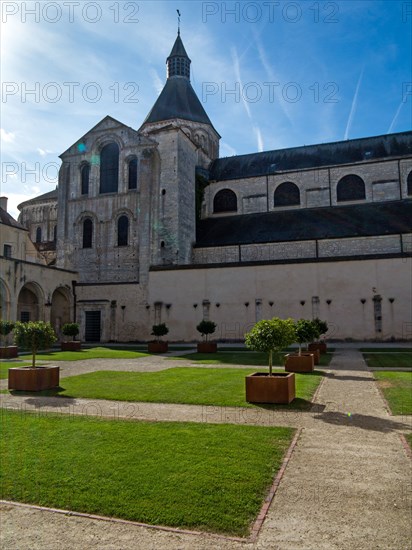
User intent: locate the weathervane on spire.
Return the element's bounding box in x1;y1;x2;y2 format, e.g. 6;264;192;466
177;9;181;35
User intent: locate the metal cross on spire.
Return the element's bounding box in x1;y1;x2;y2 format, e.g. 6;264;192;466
177;9;181;35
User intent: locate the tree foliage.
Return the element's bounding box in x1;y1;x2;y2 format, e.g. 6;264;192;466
0;321;15;346
312;318;329;341
196;320;217;342
295;319;318;354
151;323;169;342
62;323;80;340
245;318;296;375
13;321;57;367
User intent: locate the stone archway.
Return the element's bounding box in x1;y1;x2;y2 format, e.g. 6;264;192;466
51;287;72;340
17;282;44;322
0;279;11;320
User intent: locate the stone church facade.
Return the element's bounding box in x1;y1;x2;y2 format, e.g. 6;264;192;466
15;33;412;342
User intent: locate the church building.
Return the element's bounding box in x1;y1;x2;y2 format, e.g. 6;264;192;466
13;32;412;342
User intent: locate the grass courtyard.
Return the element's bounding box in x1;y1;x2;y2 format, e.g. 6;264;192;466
362;351;412;415
0;409;294;536
11;367;323;410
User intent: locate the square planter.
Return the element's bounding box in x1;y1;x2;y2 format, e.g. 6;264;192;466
303;349;320;365
148;342;169;353
285;353;314;372
197;342;217;353
61;341;81;351
0;346;18;359
308;342;327;354
8;366;60;391
245;372;295;404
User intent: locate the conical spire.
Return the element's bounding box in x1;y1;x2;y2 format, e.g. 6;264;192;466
167;33;191;79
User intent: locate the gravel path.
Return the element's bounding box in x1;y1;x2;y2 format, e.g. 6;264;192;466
1;348;411;549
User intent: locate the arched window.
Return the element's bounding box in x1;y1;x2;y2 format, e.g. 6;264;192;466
128;158;138;190
407;171;412;196
274;182;300;207
35;227;42;243
53;225;57;242
100;142;119;194
337;174;366;202
81;164;90;195
117;215;129;246
82;219;93;248
213;189;237;213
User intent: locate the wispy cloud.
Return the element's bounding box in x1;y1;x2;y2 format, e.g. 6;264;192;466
149;68;164;96
344;68;364;140
1;128;15;143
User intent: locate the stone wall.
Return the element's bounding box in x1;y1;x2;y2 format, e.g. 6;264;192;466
149;257;412;341
204;158;412;217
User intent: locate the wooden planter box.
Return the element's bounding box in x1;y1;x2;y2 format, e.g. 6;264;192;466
285;353;314;373
304;349;320;365
246;372;295;404
148;342;169;353
8;366;60;391
0;346;18;359
197;342;217;353
308;342;327;354
61;341;81;351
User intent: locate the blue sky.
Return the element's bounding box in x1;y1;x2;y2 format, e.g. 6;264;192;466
1;0;411;217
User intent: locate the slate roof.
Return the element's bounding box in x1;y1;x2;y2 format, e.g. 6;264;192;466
196;200;412;247
142;77;214;128
0;207;27;230
209;131;412;181
17;188;58;211
168;34;190;59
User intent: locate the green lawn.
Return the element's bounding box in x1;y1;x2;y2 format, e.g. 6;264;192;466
169;351;333;368
14;367;323;409
23;346;150;362
0;361;32;379
0;410;294;536
374;371;412;415
363;353;412;370
405;433;412;450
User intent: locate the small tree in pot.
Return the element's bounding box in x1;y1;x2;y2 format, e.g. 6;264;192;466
148;323;169;353
285;319;317;371
244;318;296;403
9;321;59;391
308;318;329;354
61;322;81;351
0;320;17;358
196;320;217;353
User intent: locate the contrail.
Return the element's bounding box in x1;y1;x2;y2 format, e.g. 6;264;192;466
387;100;404;133
344;68;364;140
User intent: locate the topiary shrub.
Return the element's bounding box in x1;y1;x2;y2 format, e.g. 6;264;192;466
0;320;15;347
62;323;80;341
245;318;296;376
294;319;318;355
196;320;217;342
311;318;328;342
13;321;56;367
151;323;169;343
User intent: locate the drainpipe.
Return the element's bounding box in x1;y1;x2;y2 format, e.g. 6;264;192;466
71;280;77;323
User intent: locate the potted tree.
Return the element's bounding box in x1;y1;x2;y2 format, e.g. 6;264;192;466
61;322;81;351
148;323;169;353
244;318;296;404
285;319;316;372
8;321;58;391
0;320;18;358
308;318;329;354
196;320;217;353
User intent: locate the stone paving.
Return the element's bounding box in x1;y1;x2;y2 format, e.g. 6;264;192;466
1;346;411;549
